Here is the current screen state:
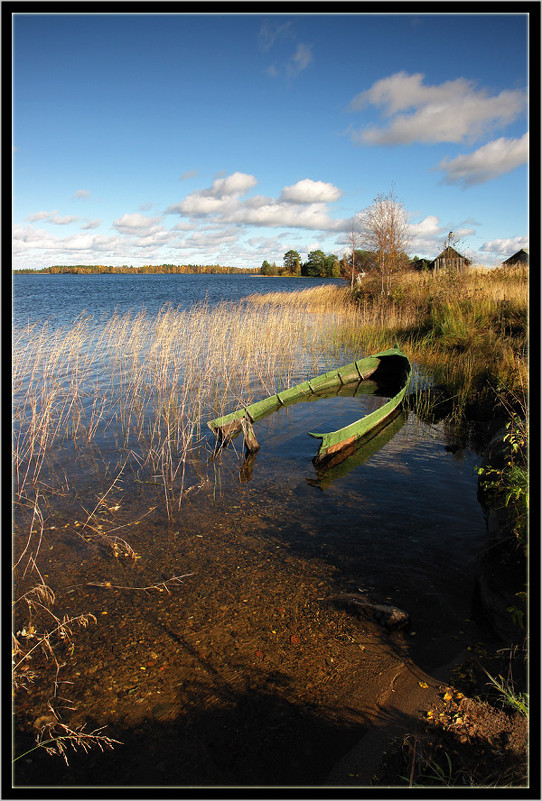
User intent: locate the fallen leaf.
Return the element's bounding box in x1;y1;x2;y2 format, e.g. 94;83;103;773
418;681;428;688
290;635;301;646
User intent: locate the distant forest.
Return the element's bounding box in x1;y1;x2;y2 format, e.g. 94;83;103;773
15;264;261;275
14;249;425;277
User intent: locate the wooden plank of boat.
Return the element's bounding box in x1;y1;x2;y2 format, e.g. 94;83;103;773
207;345;411;462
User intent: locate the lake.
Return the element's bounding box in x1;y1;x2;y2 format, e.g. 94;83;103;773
12;273;493;787
12;273;341;330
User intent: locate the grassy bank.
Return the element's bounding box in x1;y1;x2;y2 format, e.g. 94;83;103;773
248;265;528;421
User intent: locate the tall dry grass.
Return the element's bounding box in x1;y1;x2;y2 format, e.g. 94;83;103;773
13;295;364;509
245;266;528;418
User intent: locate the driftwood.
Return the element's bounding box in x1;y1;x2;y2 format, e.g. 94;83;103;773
330;593;410;631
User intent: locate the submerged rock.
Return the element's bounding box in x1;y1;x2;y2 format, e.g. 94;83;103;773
330;593;410;631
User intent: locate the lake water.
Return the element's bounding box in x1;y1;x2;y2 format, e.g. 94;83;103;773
12;273;341;330
12;274;493;787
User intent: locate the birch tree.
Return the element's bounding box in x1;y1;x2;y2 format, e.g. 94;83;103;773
360;190;411;294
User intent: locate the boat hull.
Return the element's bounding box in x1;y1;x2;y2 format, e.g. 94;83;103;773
208;346;411;465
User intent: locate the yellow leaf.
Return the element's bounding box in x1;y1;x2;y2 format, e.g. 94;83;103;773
443;691;453;701
418;681;428;688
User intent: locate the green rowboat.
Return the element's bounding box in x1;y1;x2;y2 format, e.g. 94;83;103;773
208;345;411;466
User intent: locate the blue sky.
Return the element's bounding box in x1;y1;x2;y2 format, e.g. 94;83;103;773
12;11;530;270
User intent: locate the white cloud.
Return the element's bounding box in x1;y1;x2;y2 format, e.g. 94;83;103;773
134;231;176;249
72;189;90;201
203;171;258;198
349;72;526;145
435;133;529;187
174;229;240;250
480;235;528;256
26;210;78;225
180;170;199;181
166;172;345;232
113;212;163;235
227;201;344;231
13;224;118;254
27;210;57;222
408;215;455;258
50;215;79;225
172;220;197;232
81;219;101;230
280;179;342;204
167;172;258;217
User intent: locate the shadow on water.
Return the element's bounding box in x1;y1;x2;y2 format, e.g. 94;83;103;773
13;590;445;789
13;685;407;788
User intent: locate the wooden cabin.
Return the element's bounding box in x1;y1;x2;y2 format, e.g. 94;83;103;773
430;246;471;273
501;248;529;268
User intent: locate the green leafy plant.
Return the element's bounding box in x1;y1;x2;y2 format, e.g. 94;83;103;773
476;414;528;551
483;669;529;717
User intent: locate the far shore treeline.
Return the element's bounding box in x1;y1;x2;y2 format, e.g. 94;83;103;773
13;248;425;278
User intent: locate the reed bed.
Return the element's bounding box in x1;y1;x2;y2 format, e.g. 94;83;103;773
12;296;364;508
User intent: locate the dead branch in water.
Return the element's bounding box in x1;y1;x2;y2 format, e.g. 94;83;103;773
85;572;194;594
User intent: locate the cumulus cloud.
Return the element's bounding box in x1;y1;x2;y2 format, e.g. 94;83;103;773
166;172;344;232
480;235;529;256
113;212;163;235
50;215;79;225
13;224;117;254
72;189;90;200
203;171;258;198
280;178;342;204
26;210;79;225
81;219;101;230
435;133;529;187
349;72;527;145
403;215;478;260
27;210;57;222
134;231;176;249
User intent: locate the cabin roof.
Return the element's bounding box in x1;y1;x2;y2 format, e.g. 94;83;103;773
502;248;529;265
431;246;471;264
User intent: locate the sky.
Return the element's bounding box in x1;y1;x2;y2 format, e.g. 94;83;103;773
12;11;531;270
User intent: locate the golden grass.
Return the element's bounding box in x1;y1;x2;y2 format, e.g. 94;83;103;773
245;267;528;417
